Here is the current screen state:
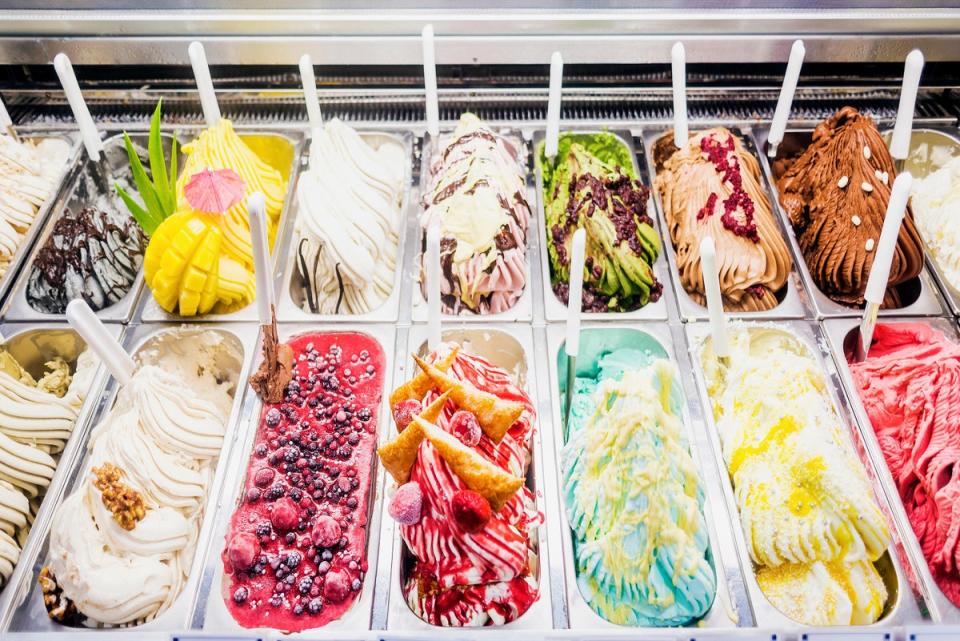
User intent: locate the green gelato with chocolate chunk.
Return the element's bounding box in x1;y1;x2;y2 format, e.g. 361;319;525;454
539;132;662;312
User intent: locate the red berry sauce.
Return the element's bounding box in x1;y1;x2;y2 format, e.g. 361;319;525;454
222;332;384;632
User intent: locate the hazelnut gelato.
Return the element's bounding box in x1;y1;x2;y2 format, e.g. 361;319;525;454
654;128;791;312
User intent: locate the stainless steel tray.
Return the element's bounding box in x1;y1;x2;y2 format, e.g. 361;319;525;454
823;316;960;623
532;129;671;322
410;128;535;323
0;133;82;312
1;132;156;324
4;322;258;635
684;319;925;629
755;126;947;320
544;322;746;630
383;324;555;630
277;130;415;324
194;323;396;635
0;322;115;623
885;127;960;318
644;126;811;322
135;127;306;323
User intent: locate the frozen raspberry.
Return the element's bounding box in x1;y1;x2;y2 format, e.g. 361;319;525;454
271;497;299;531
323;568;351;603
449;410;481;447
392;399;421;432
312;515;342;548
388;482;423;525
226;532;260;571
253;467;275;488
450;490;491;533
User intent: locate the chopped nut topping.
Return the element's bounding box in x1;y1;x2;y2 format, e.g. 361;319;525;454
863;145;871;159
837;175;849;189
861;181;874;193
852;215;862;226
866;238;876;251
92;463;146;531
39;566;81;624
881;171;889;185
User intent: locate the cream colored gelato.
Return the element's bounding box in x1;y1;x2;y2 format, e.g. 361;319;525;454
43;330;241;626
0;135;71;279
295;119;405;314
909;144;960;293
0;346;93;588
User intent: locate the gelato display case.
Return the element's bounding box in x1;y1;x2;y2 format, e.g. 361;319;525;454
0;3;959;639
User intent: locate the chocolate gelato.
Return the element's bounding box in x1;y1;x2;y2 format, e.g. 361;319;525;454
775;107;924;308
654;129;791;312
27;206;146;314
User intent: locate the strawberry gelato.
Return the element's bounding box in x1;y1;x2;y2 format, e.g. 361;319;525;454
849;322;960;606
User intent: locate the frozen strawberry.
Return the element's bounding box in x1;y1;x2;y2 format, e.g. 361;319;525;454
312;515;342;548
226;532;260;571
392;399;422;432
450;490;492;533
388;482;423;525
271;497;299;531
449;410;481;446
323;568;351;603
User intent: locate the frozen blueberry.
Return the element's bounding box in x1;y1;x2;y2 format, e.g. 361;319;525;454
233;586;249;604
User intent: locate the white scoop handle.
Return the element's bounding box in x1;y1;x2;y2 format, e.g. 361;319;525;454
422;25;439;139
700;236;730;358
426;222;442;351
66;299;135;386
53;53;102;161
189;41;221;128
248;191;274;325
767;40;805;157
864;172;913;305
890;50;924;161
299;54;323;131
545;51;564;159
565;228;586;359
671;42;688;148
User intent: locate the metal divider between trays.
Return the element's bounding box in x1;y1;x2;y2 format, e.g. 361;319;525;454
3;322;259;635
822;316;960;624
683;319;926;630
0;321;118;629
194;323;396;636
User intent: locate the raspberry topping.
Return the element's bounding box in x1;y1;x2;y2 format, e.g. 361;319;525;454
226;532;260;571
311;515;342;548
271;497;300;531
698;133;760;242
392;399;422;432
450;490;492;533
449;410;481;447
389;482;423;525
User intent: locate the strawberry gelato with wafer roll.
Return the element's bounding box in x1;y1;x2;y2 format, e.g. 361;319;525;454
379;342;541;626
